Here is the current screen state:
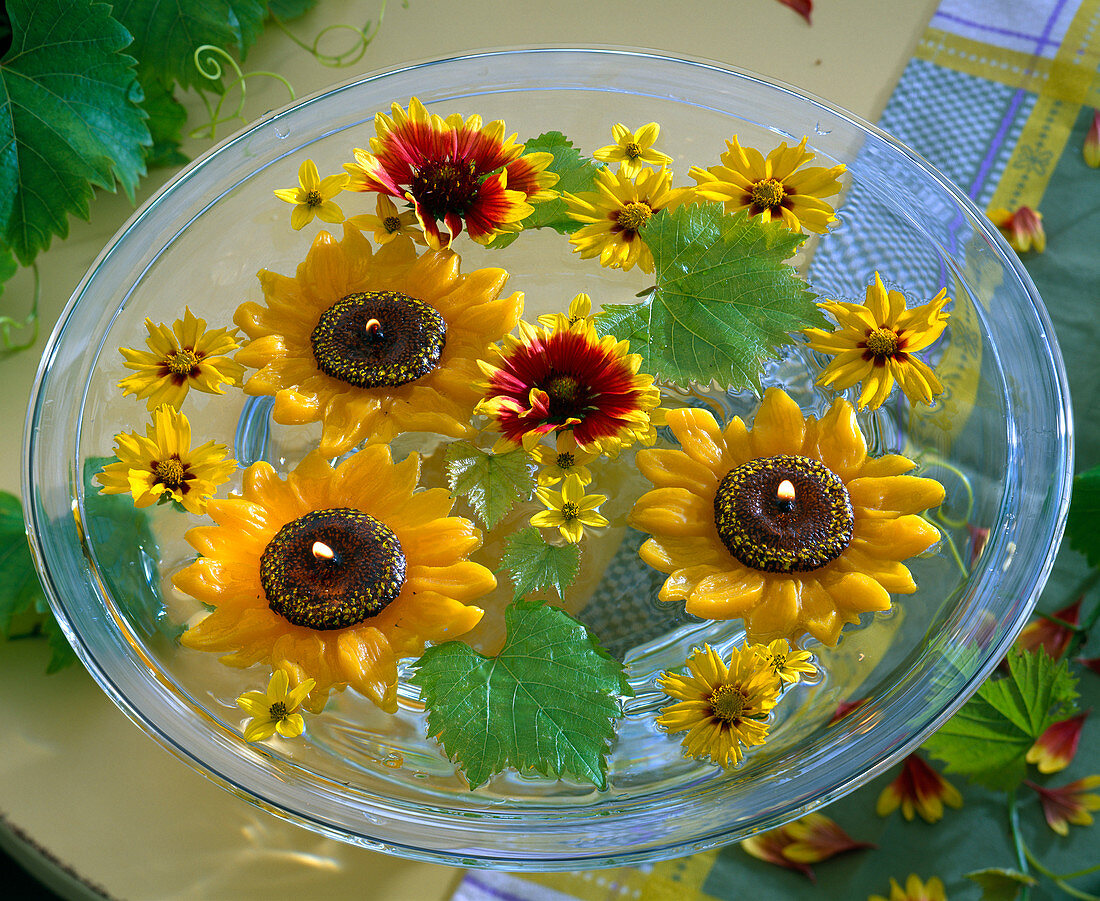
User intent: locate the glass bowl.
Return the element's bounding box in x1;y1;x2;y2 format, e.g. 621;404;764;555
23;49;1071;868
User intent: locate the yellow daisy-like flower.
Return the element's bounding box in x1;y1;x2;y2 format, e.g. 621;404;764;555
536;292;594;331
755;638;816;684
273;159;350;231
656;643;781;768
234;225;523;457
689;135;845;234
96;404;236;515
346;193;425;246
593;122;673;178
237;669;316;742
530;473;609;543
631;388;945;646
174;445;493;712
118;307;244;410
869;874;948;901
528;431;599;486
564;166;691;273
804;272;951;410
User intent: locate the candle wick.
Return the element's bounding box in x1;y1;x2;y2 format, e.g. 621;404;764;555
365;318;383;339
312;541;335;561
776;479;796;512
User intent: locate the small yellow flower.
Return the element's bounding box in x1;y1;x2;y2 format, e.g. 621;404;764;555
530;473;609;543
690;135;845;234
804;272;951;410
536;292;594;331
869;874;948;901
593;122;673;178
755;639;816;684
989;205;1046;254
346;194;425;245
96;404;236;514
118;308;244;410
274;159;350;231
237;670;316;742
656;643;781;768
528;431;599;486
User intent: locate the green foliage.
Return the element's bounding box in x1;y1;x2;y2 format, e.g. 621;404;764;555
410;600;631;789
923;648;1078;791
266;0;321;19
444;442;535;530
139;74;190;168
965;868;1038;901
1067;464;1100;566
596;203;825;391
501;527;580;600
0;0;151;265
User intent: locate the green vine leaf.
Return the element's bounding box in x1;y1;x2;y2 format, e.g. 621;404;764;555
923;648;1078;791
410;600;631;789
0;0;151;265
501;527;580;600
1067;464;1100;566
444;442;535;530
139;74;190;168
266;0;321;19
596;203;825;391
965;868;1038;901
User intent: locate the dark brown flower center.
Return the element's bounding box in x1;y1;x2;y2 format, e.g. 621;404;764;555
865;327;900;358
710;685;747;723
616;201;653;233
383;215;403;233
305;190;324;208
311;291;446;388
260;508;406;630
153;458;187;490
751;178;786;211
410;160;480;219
624;141;642;160
556;451;576;470
165;348;200;377
269;701;288;720
713;454;854;573
561;502;580;520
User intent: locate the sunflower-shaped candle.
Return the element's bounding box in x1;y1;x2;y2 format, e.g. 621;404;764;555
631;388;944;645
234;226;524;456
173;445;494;712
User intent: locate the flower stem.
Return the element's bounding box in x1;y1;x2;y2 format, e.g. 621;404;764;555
1008;790;1032;901
1021;827;1100;899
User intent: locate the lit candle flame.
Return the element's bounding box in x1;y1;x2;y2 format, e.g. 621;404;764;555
312;541;335;560
365;318;382;337
777;480;796;503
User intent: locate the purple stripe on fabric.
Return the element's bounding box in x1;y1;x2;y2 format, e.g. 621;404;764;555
932;10;1060;48
462;875;537;901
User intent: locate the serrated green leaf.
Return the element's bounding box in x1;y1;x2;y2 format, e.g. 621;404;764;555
266;0;319;20
139;75;189;169
517;131;602;234
1067;464;1100;566
501;527;579;600
0;0;151;265
410;600;631;788
596;204;825;390
965;868;1037;901
0;243;17;301
444;442;535;530
923;648;1078;790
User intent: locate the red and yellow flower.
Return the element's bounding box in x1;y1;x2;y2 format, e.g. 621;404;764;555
876;753;963;823
1026;776;1100;836
1026;712;1088;774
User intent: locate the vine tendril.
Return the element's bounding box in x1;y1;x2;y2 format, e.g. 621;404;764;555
269;0;393;69
0;263;39;358
190;45;296;141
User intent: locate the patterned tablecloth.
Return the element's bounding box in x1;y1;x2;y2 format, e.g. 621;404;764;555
453;1;1100;899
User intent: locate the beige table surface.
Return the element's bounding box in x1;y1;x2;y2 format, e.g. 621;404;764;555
0;1;938;897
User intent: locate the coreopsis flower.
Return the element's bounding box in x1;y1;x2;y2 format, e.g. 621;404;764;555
234;226;523;456
528;431;598;486
656;643;781;768
755;638;817;684
989;205;1046;253
868;874;948;901
118;308;244;410
1085;110;1100;167
237;670;316;742
689;135;845;234
530;473;608;543
804;272;951;410
781;813;875;864
592;122;673;178
876;753;963;823
536;292;594;331
274;158;350;231
740;826;815;881
1014;599;1081;660
477;318;663;456
1026;776;1100;836
344;96;557;249
564;165;691;272
96;404;236;515
631;388;945;645
1026;712;1088;774
346;194;425;245
174;445;494;712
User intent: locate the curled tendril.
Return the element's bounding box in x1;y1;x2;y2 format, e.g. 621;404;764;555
269;0;393;68
0;263;39;358
190;45;296;141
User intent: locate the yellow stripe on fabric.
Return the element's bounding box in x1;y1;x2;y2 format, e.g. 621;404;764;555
522;852;721;901
916;28;1052;89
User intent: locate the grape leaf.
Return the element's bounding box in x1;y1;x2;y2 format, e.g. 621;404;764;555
410;600;631;789
1067;464;1100;566
0;243;17;301
923;648;1078;791
501;527;579;600
965;868;1038;901
139;75;189;169
596;204;825;391
0;0;151;265
444;442;535;530
266;0;320;19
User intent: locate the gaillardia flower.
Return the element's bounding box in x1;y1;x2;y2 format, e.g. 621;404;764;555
593;122;673;178
869;874;948;901
237;669;315;742
804;272;951;410
1015;599;1081;659
174;446;494;712
118;307;244;410
96;404;236;515
632;388;944;645
477;318;662;455
876;753;963;823
656;643;781;768
564;165;690;273
689;135;845;234
344;96;557;249
234;226;523;456
273;158;350;231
